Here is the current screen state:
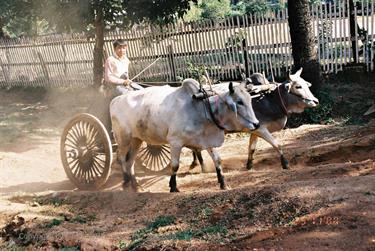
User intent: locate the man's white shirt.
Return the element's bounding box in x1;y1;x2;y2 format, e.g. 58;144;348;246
104;54;130;85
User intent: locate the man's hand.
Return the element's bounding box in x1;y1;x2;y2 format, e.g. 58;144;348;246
123;79;132;86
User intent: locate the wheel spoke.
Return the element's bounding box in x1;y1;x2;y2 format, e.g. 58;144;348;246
155;155;162;171
87;130;99;149
75;164;83;181
68;127;80;143
137;146;150;160
91;161;102;176
66;131;79;145
160;151;170;170
71;125;81;142
88;168;95;182
87;124;97;147
93;158;104;173
68;158;78;166
70;160;79;173
86;124;96;146
72;163;80;177
161;145;171;153
77;121;84;138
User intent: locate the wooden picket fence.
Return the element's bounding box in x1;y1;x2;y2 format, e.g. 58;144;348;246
0;0;374;87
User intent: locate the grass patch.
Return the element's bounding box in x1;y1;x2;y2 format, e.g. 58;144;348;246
70;214;96;224
126;215;176;250
165;224;228;241
147;215;176;230
44;218;63;228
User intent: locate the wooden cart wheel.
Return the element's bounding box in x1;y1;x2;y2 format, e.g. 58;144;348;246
136;143;171;172
60;113;112;190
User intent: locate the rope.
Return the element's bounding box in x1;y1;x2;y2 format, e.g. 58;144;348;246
277;84;289;115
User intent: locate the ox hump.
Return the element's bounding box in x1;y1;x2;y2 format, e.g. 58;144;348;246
181;78;201;95
250;73;270;85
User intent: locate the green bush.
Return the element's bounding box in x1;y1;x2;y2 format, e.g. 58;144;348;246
287;89;334;127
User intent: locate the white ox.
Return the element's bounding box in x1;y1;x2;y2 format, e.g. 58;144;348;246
110;79;259;192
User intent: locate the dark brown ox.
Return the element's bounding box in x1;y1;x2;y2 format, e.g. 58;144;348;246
191;68;319;171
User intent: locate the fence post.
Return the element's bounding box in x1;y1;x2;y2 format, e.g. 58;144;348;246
349;0;358;63
0;56;10;83
61;43;67;76
242;38;249;77
36;50;50;82
168;44;177;81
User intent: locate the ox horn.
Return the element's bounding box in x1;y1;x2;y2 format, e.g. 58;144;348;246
296;67;303;77
289;67;303;81
229;82;235;94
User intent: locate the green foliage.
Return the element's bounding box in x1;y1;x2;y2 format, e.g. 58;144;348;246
0;0;198;37
225;28;246;47
195;224;228;236
118;240;128;250
59;248;80;251
184;0;286;22
124;0;198;25
200;207;214;219
243;0;270;14
71;214;96;224
165;224;227;241
200;0;232;20
168;229;194;240
186;61;209;80
183;1;203;22
147;215;176;230
287;89;335;127
128;215;176;249
44;218;62;228
237;0;286;15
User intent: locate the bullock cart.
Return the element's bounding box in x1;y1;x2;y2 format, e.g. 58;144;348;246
60;82;176;190
60;78;274;190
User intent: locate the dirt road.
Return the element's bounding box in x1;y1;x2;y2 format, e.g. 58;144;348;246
0;87;374;250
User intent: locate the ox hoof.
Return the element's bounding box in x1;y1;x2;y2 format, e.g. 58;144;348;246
246;161;253;170
122;182;130;190
220;184;231;190
189;162;199;170
281;156;289;169
134;185;145;193
170;187;180;193
201;165;210;173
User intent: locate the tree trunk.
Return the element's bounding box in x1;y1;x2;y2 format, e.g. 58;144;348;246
287;0;321;91
93;5;104;87
0;17;5;38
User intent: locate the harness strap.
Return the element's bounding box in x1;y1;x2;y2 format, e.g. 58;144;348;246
277;84;289;115
201;88;226;130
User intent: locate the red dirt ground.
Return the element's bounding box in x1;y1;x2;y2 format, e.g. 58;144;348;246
0;86;374;250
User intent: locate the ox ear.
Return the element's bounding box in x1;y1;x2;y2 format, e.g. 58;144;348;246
284;83;291;92
229;82;234;94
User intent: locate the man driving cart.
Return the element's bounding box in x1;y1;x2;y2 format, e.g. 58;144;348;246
104;39;132;95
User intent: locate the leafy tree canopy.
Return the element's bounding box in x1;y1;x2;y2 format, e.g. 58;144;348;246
0;0;198;38
184;0;286;22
